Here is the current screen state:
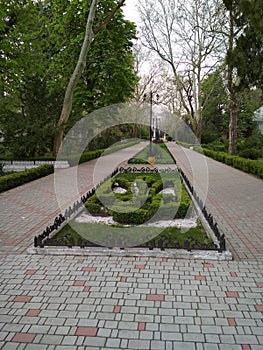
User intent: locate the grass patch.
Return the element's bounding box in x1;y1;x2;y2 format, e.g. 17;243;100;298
44;171;217;250
45;222;216;250
85;172;191;224
128;143;175;164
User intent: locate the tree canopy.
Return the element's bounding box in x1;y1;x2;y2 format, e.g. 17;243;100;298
0;0;138;157
223;0;263;89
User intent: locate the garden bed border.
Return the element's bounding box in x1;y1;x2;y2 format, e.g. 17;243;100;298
29;165;232;260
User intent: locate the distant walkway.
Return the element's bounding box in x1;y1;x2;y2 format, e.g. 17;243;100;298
0;142;263;350
167;143;263;261
0;142;262;261
0;143;146;256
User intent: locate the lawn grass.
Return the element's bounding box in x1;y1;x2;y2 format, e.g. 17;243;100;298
44;171;217;250
128;143;175;164
45;221;216;250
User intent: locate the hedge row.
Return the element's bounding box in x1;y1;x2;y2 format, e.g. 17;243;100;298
58;141;140;166
68;150;104;166
202;148;263;179
0;165;54;193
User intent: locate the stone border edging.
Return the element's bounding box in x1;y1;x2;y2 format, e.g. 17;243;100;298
27;246;233;260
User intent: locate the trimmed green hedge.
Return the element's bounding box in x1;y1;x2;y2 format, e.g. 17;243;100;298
0;165;54;193
203;148;263;179
68;141;139;166
68;150;104;166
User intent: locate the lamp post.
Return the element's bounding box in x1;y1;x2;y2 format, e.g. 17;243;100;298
143;92;159;156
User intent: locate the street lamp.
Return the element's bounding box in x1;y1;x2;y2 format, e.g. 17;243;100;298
143;92;159;156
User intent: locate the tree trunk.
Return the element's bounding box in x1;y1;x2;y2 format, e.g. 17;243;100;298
53;0;98;156
53;0;126;156
195;113;202;142
228;92;238;155
227;5;238;155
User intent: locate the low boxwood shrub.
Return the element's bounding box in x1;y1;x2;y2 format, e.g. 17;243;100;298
68;150;104;166
0;165;54;193
203;148;263;179
152;180;163;194
175;201;191;218
239;148;261;160
111;177;130;190
113;208;148;225
85;196;105;215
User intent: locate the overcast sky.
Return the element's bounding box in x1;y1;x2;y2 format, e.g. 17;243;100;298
123;0;141;23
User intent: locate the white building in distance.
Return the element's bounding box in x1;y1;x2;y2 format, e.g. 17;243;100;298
254;106;263;134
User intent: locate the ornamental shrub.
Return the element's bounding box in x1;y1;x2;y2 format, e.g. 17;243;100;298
202;148;263;179
112;208;148;225
0;165;54;193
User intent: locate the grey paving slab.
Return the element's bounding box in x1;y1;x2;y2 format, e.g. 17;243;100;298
167;143;263;261
0;142;263;349
0;255;262;349
0;144;146;256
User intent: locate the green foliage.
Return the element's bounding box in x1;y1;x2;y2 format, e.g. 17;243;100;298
201;68;263;154
46;0;138;121
84;172;192;225
202;140;227;152
128;143;175;164
68;150;104;167
223;0;263;89
238;148;261;160
0;0;138;158
46;221;215;250
67;140;139;166
0;165;54;193
0;0;62;157
203;148;263;178
202;70;229;140
112;208;148;225
85;196;104;215
0;163;4;176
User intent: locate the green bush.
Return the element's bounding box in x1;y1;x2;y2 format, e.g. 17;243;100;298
239;148;261;160
175;201;190;218
203;148;263;179
111;177;130;190
151;180;163;194
0;165;54;193
85;196;105;215
201;131;218;145
112;208;148;225
68;150;104;166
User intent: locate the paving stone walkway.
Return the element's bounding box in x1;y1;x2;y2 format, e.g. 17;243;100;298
0;255;262;350
167;144;263;262
0;142;262;349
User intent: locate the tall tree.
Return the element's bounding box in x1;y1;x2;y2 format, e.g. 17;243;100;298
138;0;224;141
0;0;57;157
225;0;239;155
222;0;263;154
229;0;263;89
0;0;137;157
201;69;229;143
53;0;127;155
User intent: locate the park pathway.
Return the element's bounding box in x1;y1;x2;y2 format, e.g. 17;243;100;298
0;141;262;260
0;142;263;350
0;143;146;256
167;143;263;261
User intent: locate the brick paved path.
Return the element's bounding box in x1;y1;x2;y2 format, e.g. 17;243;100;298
0;144;146;256
0;255;262;350
0;142;263;349
167;144;263;262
